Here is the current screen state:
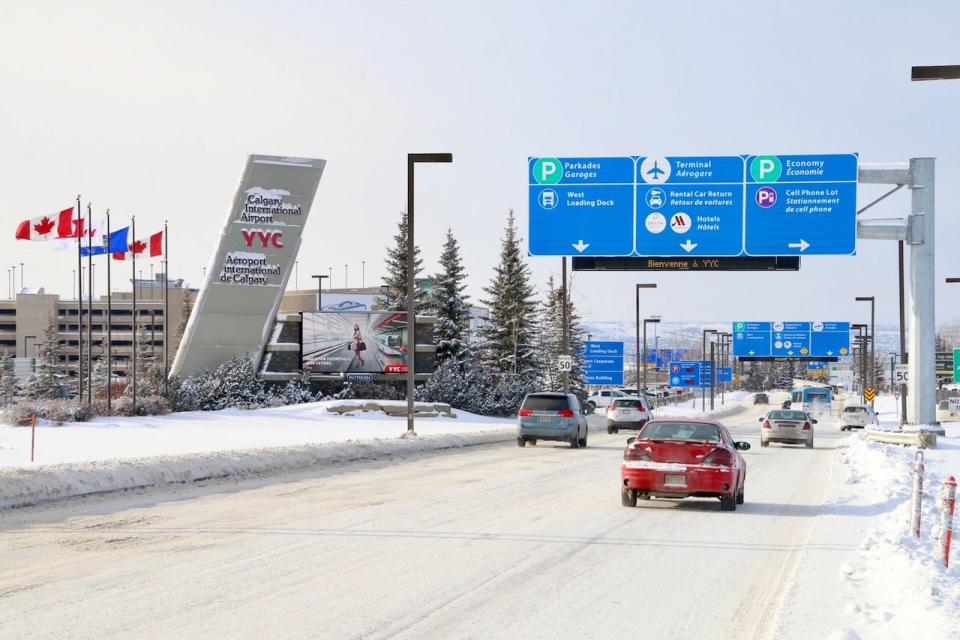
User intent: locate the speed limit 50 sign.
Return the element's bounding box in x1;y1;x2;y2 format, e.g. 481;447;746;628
894;364;909;385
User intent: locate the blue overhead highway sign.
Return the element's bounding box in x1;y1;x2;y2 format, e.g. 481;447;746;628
732;321;851;358
528;153;858;257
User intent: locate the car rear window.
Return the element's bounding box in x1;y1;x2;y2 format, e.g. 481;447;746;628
768;410;808;421
522;395;570;411
612;399;642;408
639;422;721;442
844;407;867;414
756;394;768;400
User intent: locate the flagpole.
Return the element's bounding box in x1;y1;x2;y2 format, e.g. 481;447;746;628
86;204;93;404
76;195;83;403
131;215;137;410
105;208;112;417
163;220;169;395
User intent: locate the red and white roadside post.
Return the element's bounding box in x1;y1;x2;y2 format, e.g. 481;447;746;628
940;476;956;569
910;451;924;539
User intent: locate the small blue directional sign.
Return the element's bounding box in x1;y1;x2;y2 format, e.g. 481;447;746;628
529;157;634;256
744;154;858;256
717;367;733;383
670;361;702;388
584;341;624;385
644;348;686;368
529;153;858;257
732;321;851;358
636;156;745;257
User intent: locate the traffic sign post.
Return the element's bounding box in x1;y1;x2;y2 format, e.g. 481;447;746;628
732;321;850;358
529;153;858;258
583;341;624;385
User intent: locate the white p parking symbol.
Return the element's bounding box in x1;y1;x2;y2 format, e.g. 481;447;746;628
541;161;557;182
758;159;776;179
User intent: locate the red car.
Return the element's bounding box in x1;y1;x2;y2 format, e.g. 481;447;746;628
620;418;750;511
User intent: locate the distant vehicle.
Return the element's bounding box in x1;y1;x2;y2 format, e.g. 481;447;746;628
840;404;879;431
790;386;832;414
615;388;640;397
759;409;816;448
605;397;653;434
937;398;960;422
753;393;769;405
517;392;589;448
586;389;630;411
620;419;749;511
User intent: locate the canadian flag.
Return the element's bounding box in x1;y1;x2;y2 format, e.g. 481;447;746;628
15;208;82;241
112;231;163;260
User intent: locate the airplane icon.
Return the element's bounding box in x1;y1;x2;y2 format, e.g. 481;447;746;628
646;160;666;180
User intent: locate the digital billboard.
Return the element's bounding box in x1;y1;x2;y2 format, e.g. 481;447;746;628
301;311;408;374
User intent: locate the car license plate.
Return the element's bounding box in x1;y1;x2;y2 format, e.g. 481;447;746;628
664;473;687;487
780;423;797;428
539;417;551;423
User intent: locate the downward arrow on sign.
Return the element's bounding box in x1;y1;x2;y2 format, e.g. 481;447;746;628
680;239;698;252
572;240;590;253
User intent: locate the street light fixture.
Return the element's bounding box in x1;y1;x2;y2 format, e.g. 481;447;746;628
855;296;876;397
946;277;960;283
911;65;960;81
634;284;657;397
312;275;329;311
405;153;453;438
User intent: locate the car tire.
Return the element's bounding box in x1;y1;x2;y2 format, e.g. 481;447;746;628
720;495;737;511
606;425;614;435
570;433;580;449
621;489;637;508
586;402;596;413
806;439;814;449
760;440;769;448
517;437;526;447
529;439;537;446
579;431;587;448
736;486;744;505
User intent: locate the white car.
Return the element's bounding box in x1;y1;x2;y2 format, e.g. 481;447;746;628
586;389;630;411
605;397;653;434
759;409;816;448
839;404;879;431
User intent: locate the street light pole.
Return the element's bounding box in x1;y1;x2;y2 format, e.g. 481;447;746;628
856;296;876;401
405;153;453;438
702;329;718;410
635;284;656;397
312;275;329;311
643;318;661;398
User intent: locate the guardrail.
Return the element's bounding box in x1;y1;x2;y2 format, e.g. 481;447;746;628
865;429;938;449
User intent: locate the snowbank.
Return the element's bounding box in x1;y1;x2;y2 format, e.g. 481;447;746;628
825;395;960;639
0;400;516;509
654;392;750;421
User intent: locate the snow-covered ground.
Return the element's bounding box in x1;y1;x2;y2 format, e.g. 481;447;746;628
817;395;960;640
0;401;516;509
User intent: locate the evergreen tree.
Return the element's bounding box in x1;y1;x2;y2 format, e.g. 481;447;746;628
23;318;70;400
431;228;471;362
123;324;157;399
91;355;109;398
375;210;427;312
479;210;539;377
0;352;17;406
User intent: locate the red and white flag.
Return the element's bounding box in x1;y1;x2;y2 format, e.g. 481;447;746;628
112;231;162;260
15;207;82;241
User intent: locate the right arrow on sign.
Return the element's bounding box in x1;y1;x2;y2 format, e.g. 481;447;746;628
788;239;810;251
572;240;590;253
680;239;698;252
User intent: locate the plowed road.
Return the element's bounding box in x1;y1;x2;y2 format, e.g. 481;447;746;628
0;402;858;639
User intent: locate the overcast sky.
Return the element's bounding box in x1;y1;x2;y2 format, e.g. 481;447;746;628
2;1;958;328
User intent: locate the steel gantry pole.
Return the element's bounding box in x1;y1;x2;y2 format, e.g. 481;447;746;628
908;158;936;426
702;329;718;411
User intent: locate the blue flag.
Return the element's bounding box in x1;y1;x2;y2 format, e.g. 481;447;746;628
81;227;129;256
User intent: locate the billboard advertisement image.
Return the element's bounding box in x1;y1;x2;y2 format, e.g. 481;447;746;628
302;312;408;374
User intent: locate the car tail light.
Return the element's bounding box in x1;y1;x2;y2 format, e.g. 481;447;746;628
802;421;811;430
762;420;772;429
557;409;575;418
702;448;734;466
518;409;533;417
624;445;651;461
637;405;646;412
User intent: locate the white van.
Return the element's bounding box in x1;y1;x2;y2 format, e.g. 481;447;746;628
936;398;960;422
